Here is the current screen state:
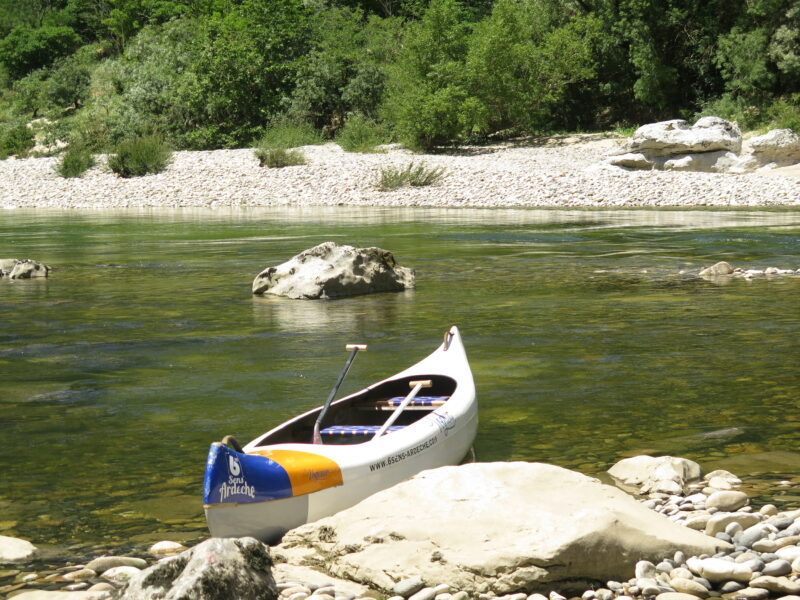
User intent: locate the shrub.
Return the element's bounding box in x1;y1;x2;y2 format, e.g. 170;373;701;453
255;147;307;168
376;162;446;190
107;135;172;177
336;114;388;152
56;145;95;178
0;124;35;159
258;119;322;150
768;96;800;131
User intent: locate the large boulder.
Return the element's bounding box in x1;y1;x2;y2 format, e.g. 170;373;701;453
119;537;277;600
0;535;38;563
252;242;415;299
276;462;728;595
608;455;703;495
0;258;51;279
625;117;742;157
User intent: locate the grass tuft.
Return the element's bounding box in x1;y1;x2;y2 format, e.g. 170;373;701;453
108;135;172;178
376;162;447;191
254;147;307;168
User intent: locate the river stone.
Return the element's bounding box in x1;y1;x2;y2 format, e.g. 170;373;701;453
776;545;800;561
63;568;97;581
726;589;769;600
669;578;709;598
119;536;277;600
763;559;792;577
149;541;187;555
87;556;148;574
656;594;704;600
9;592;111;599
277;462;729;595
749;576;800;595
705;512;761;537
608;455;702;495
706;491;748;512
0;535;38;563
394;577;425;597
699;262;735;278
409;587;437;600
635;561;657;579
103;565;142;581
686;557;752;583
252;242;415;299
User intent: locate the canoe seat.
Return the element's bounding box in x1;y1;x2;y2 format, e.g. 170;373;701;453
360;395;450;411
320;425;405;437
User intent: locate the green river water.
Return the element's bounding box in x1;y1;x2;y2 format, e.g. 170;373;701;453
1;207;799;561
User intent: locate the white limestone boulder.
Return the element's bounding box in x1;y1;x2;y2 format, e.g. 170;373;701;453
749;129;800;163
276;462;728;595
252;242;415;299
608;455;702;495
625;117;742;157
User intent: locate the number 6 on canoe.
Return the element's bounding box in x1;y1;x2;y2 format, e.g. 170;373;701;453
312;344;368;444
372;379;432;440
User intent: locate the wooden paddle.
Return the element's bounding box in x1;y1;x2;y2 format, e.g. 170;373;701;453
312;343;367;444
373;379;432;440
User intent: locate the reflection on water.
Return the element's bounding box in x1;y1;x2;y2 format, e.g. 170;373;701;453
0;207;799;555
252;291;417;333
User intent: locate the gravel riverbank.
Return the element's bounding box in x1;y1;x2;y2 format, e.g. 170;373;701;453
1;135;799;209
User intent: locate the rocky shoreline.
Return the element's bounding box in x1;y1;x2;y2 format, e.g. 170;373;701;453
1;135;799;210
3;456;800;600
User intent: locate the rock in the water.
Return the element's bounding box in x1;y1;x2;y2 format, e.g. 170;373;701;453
277;462;728;595
0;535;38;563
0;258;51;279
698;262;735;278
705;491;748;512
608;455;702;495
120;536;277;600
252;242;415;299
149;541;188;555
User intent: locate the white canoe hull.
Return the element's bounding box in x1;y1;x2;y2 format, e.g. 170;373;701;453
204;326;477;543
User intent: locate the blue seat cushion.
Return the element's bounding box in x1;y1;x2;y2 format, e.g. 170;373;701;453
384;395;449;407
320;425;405;437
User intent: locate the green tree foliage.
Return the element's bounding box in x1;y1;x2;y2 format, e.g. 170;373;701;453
0;25;81;80
467;0;599;133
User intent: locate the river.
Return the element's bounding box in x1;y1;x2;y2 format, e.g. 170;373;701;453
1;207;799;557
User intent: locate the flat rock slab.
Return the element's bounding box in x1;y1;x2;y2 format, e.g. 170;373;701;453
277;462;728;595
252;242;415;299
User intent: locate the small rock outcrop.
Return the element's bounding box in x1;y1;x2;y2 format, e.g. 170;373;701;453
252;242;415;299
606;118;800;174
0;258;51;279
608;455;703;495
119;537;278;600
0;535;38;563
276;462;728;595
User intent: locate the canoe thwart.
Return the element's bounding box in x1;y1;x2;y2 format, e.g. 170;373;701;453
345;344;368;351
320;425;405;437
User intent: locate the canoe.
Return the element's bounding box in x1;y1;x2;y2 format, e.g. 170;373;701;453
203;325;477;543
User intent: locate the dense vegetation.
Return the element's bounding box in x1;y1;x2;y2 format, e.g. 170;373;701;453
1;0;799;156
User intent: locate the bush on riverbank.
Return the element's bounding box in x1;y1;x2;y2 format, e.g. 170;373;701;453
255;147;307;168
0;124;35;159
336;114;388;153
108;135;172;178
56;144;95;178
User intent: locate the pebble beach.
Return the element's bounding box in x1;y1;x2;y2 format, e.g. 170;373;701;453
1;135;799;209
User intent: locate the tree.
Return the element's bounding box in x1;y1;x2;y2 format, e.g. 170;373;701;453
0;25;81;80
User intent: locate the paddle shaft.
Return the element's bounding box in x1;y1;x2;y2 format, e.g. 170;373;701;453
373;379;432;440
312;345;366;444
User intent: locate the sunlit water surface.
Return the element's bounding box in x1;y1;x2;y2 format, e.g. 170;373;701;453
1;207;799;561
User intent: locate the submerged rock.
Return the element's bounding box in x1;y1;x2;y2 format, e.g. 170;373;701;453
608;455;702;495
119;536;277;600
252;242;415;299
